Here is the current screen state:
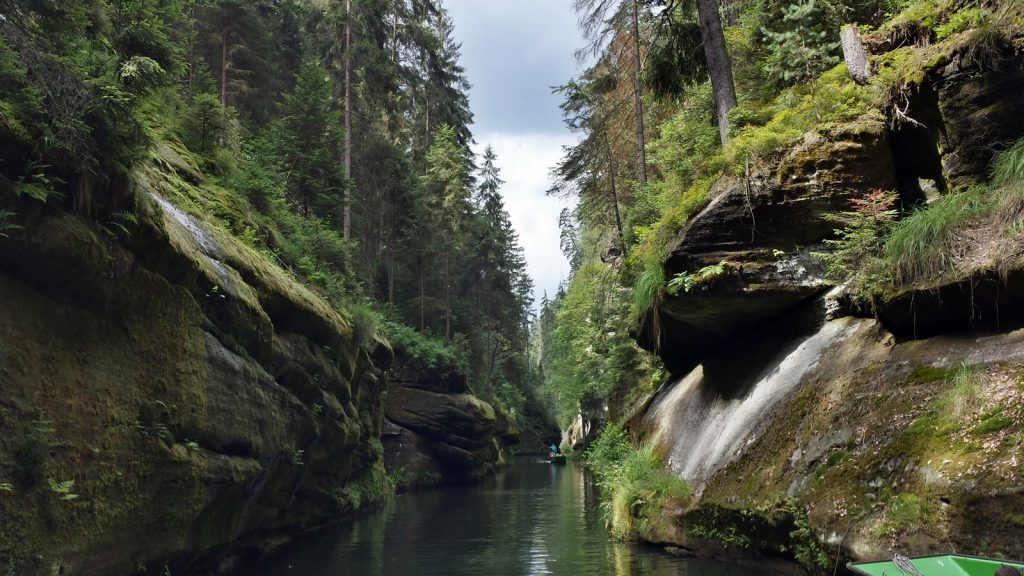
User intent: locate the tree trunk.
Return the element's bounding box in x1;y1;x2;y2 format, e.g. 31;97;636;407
220;6;228;108
696;0;737;146
603;129;627;255
444;249;451;339
187;2;197;94
841;25;871;85
343;0;353;240
630;0;648;188
388;246;395;304
419;254;425;331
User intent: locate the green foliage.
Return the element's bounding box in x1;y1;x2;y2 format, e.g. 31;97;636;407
541;263;655;425
992;138;1024;188
134;399;175;445
0;210;19;238
272;55;344;220
385;321;466;374
649;82;721;186
181;94;231;157
631;266;665;322
817;189;898;293
728;65;874;165
884;189;986;286
762;0;841;84
936;7;990;40
972;407;1013;434
919;362;984;429
47;479;78;502
586;423;692;540
666;261;731;295
874;493;935;538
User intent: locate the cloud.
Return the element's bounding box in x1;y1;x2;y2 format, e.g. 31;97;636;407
473;133;576;309
445;0;583;136
443;2;587;310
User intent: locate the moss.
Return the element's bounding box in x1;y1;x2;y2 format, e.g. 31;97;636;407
683;499;829;572
728;65;876;167
874;493;937;539
904;364;954;386
973;407;1014;434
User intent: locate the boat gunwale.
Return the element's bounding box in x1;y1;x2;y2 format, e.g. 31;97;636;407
847;553;1024;576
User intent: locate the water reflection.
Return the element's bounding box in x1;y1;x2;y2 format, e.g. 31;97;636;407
250;458;762;576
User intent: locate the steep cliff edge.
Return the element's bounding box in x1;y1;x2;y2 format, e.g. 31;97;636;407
627;10;1024;573
0;146;396;574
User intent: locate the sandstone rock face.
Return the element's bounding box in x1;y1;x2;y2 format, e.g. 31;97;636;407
937;55;1024;187
636;313;1024;567
0;169;391;574
644;119;896;373
382;356;512;488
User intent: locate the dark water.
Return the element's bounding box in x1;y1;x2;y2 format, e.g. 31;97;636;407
251;458;763;576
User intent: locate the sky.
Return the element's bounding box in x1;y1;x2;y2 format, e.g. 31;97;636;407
443;0;585;309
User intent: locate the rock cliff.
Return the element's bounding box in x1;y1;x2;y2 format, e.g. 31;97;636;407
381;352;517;489
629;20;1024;573
0;150;394;575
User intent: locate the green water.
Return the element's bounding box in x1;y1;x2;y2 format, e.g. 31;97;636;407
252;457;766;576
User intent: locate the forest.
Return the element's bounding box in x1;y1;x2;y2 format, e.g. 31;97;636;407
0;0;541;427
2;0;1024;573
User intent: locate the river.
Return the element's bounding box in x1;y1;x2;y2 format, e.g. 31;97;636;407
250;457;763;576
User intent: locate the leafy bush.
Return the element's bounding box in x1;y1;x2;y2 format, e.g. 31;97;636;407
817;189;897;295
385;321;466;373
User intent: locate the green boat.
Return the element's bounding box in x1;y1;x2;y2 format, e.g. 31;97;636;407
848;554;1024;576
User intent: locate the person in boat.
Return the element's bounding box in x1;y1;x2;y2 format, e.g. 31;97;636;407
548;444;558;457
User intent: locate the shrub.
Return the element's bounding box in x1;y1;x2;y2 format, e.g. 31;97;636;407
816;189;897;295
586;423;692;539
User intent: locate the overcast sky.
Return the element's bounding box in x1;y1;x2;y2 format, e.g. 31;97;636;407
444;0;584;309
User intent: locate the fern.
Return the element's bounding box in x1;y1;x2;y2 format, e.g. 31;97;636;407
0;210;19;238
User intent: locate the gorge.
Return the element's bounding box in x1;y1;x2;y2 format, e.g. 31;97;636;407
2;1;1024;575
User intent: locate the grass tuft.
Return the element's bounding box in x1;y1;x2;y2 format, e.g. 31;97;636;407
587;423;692;540
884;190;987;287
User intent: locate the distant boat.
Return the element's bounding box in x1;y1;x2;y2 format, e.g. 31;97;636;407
848;553;1024;576
548;453;567;464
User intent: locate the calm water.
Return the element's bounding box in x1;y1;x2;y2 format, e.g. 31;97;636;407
251;457;763;576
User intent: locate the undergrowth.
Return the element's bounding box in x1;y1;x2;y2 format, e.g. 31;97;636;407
586;423;692;539
823;136;1024;297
